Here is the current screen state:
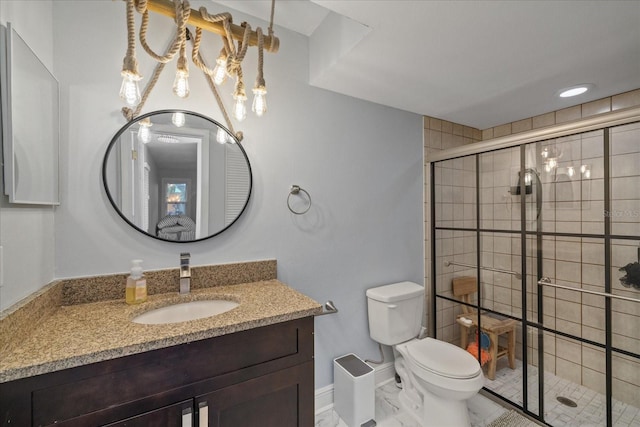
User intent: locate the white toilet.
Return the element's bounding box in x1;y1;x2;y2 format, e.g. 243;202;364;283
366;281;485;427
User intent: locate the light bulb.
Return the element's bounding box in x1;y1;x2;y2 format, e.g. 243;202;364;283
252;86;267;117
567;166;575;177
524;172;532;186
172;112;185;127
584;168;591;179
120;72;141;106
216;128;228;144
213;57;228;85
541;147;549;159
173;69;190;98
548;158;557;169
138;124;151;143
580;164;587;173
137;118;152;143
233;94;247;122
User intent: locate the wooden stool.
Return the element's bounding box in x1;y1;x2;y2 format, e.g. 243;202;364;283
452;276;517;380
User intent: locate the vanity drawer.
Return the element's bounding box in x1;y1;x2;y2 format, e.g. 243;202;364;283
102;399;193;427
4;317;314;427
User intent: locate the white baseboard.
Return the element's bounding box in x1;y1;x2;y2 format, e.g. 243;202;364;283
373;361;395;384
315;362;395;414
315;383;335;414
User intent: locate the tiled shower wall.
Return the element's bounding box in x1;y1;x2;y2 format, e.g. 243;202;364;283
424;88;640;407
424;119;481;342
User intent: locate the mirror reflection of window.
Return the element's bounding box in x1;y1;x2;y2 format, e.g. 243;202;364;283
165;182;188;215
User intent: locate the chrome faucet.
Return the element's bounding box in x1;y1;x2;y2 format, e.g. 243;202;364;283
179;252;191;294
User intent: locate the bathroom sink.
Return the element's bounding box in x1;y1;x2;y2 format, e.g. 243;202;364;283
132;299;239;325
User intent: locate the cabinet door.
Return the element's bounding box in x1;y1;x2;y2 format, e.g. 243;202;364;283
196;361;314;427
103;400;193;427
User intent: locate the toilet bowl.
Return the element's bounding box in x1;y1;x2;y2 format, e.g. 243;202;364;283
366;282;485;427
395;338;485;426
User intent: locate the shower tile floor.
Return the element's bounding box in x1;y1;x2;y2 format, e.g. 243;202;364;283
485;359;640;427
316;360;640;426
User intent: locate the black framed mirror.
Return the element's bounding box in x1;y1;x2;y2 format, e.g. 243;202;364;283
102;110;252;242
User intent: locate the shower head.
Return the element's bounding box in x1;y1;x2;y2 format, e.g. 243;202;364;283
513;169;537;195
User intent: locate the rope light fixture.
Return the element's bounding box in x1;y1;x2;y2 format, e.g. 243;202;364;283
119;0;279;141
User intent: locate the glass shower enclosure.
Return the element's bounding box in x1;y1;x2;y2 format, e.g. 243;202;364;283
430;113;640;426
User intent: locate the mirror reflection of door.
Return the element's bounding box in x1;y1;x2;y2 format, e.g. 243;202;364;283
119;132;153;234
143;162;150;233
148;132;206;241
116;125;211;240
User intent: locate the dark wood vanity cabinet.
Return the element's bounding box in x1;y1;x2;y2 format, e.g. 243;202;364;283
0;317;315;427
103;400;193;426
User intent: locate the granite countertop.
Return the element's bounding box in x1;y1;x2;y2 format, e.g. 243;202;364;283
0;263;322;383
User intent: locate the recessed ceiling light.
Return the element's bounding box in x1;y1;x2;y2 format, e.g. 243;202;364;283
558;84;593;98
157;134;180;144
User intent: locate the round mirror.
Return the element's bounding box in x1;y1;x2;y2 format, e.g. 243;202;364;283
102;110;252;242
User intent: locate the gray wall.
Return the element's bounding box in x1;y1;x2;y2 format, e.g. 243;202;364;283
4;1;424;389
0;1;56;311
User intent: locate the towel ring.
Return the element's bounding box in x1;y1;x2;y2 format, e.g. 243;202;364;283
287;185;312;215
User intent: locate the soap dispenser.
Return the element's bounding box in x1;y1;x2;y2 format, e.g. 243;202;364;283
126;259;147;304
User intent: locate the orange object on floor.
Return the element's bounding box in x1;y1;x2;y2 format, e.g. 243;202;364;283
466;342;492;366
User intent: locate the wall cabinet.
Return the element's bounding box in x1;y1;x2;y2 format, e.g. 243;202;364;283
0;317;314;426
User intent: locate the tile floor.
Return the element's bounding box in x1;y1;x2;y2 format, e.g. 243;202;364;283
316;360;640;427
315;380;509;427
485;359;640;427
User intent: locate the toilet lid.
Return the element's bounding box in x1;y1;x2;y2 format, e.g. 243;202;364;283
406;338;481;379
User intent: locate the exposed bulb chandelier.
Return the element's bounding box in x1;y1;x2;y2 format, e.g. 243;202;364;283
541;144;591;179
119;0;279;141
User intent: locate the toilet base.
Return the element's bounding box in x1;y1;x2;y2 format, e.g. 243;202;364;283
397;381;471;427
394;343;478;427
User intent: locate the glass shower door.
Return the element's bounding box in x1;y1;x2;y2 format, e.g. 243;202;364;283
477;146;528;412
528;130;609;426
431;119;640;426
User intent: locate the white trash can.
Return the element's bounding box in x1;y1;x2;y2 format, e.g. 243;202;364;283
333;354;376;427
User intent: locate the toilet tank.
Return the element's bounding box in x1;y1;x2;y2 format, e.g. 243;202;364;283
366;282;424;346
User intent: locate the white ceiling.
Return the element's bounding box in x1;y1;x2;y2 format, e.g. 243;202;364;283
216;0;640;130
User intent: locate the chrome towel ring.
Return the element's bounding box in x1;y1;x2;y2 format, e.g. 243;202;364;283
287;185;312;215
